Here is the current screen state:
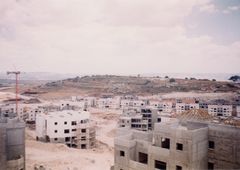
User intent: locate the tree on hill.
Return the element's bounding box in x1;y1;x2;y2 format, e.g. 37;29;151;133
169;78;176;83
229;75;240;82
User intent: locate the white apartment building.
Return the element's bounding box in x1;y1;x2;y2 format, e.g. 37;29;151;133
96;97;121;109
208;105;233;117
36;110;95;149
24;105;44;122
0;104;44;122
71;96;96;107
176;103;199;114
120;99;146;108
57;100;86;110
84;97;96;107
149;100;173;113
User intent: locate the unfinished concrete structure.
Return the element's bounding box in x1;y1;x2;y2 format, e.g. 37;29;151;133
75;122;96;149
113;119;240;170
149;100;173;113
96;97;121;109
0;103;44;123
0;117;25;170
118;108;158;131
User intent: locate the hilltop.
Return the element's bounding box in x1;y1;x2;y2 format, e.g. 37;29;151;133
14;75;238;99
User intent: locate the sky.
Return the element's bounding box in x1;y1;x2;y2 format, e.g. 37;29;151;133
0;0;239;75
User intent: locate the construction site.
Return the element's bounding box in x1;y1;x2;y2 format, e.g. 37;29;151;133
0;70;239;170
113;110;240;170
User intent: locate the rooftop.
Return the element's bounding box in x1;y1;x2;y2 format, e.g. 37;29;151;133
37;110;90;120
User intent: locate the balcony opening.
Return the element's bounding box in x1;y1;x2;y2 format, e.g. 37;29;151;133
208;162;214;170
120;150;125;157
176;165;182;170
161;138;170;149
155;160;167;170
138;152;148;164
81;144;86;149
209;141;215;149
176;143;183;150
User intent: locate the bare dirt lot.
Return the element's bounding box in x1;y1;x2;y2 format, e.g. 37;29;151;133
25;108;120;170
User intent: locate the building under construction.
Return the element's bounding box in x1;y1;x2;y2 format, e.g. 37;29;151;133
113;110;240;170
0;117;25;170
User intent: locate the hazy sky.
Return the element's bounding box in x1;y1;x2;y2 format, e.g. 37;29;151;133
0;0;239;74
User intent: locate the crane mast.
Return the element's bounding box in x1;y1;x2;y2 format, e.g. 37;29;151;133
7;71;21;116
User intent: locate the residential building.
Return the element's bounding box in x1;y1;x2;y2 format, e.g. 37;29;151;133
118;108;158;131
208;105;233;117
120;99;146;109
113;119;240;170
176;103;199;114
71;96;96;108
0;104;44;122
199;102;208;110
36;110;96;149
149;100;173;113
97;97;121;109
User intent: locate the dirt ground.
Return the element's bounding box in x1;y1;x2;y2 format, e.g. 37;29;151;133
25;108;120;170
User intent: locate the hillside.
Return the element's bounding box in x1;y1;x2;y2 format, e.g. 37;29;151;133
19;75;239;99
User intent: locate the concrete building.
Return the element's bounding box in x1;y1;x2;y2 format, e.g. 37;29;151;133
36;110;96;149
149;100;173;113
113;120;240;170
237;106;240;117
120;99;146;109
22;105;44;123
57;100;87;111
208;105;233;117
118;108;158;131
199;102;208;110
84;97;97;107
0;104;27;120
176;103;199;114
71;96;96;107
0;104;44;122
97;97;121;109
0;117;25;170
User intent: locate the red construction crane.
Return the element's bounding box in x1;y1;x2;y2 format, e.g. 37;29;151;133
7;71;21;115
